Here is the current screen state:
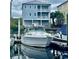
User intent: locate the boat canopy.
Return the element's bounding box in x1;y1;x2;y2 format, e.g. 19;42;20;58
57;24;67;35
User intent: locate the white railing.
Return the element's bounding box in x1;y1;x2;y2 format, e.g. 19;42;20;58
38;9;49;12
38;16;49;18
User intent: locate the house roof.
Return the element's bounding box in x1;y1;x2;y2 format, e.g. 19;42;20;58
57;1;68;7
22;0;51;5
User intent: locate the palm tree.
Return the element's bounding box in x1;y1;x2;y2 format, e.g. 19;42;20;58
50;11;65;27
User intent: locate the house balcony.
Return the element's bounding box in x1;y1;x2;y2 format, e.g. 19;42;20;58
37;5;50;12
37;9;49;12
37;12;50;20
38;16;48;18
37;16;50;20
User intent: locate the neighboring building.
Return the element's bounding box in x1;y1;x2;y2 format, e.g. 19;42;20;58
22;0;51;28
57;1;68;24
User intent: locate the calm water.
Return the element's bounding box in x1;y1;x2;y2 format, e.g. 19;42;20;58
10;44;68;59
11;44;53;59
21;44;53;59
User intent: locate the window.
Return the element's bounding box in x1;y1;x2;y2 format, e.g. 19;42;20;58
30;5;31;8
30;13;31;16
34;5;36;8
34;13;36;16
25;5;26;8
37;5;40;9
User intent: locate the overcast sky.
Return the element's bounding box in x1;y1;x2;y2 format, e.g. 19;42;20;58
11;0;67;18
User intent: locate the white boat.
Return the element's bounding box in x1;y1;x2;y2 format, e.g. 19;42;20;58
21;26;52;47
53;24;67;41
53;32;67;41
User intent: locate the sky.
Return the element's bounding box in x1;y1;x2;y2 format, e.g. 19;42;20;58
11;0;67;18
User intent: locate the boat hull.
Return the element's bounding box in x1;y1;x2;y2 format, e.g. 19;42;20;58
21;37;52;47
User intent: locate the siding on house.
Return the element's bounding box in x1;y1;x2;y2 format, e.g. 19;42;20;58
57;1;68;24
22;0;51;28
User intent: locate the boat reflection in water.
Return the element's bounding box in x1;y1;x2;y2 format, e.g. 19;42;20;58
11;44;53;59
21;44;53;59
11;43;68;59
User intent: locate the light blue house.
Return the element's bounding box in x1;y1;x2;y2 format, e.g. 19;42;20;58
22;0;51;28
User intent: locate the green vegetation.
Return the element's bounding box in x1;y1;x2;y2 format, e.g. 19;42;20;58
50;11;65;28
10;18;24;34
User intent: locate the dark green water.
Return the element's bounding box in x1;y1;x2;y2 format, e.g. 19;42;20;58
10;44;68;59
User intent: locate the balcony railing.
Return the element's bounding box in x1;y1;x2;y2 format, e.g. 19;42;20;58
38;9;49;12
38;16;48;18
